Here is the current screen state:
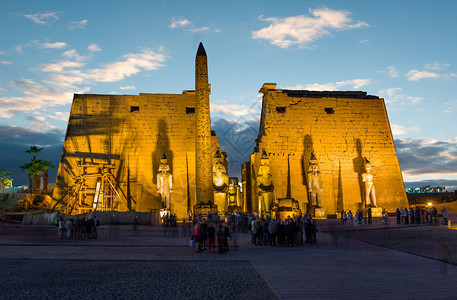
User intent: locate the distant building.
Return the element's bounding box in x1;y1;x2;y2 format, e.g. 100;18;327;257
405;186;446;193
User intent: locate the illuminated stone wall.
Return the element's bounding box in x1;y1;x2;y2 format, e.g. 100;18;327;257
52;91;222;219
247;83;408;214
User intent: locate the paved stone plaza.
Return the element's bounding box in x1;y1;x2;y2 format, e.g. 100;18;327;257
1;220;457;299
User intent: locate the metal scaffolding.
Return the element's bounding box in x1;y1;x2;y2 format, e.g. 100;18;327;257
65;163;128;214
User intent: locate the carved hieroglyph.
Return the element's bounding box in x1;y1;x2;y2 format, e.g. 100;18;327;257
195;42;214;203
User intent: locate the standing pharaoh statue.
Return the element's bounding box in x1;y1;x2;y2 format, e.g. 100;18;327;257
256;150;274;215
307;153;323;208
157;153;173;210
227;182;237;208
362;158;378;207
213;150;229;212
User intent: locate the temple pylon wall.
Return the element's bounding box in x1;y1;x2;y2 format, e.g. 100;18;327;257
246;83;408;214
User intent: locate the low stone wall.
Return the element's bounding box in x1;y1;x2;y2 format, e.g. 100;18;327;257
22;210;161;225
0;193;51;211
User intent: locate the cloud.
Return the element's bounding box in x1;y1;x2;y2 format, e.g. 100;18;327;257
390;124;407;135
170;19;191;29
0;51;5;55
0;61;11;65
0;125;63;185
26;115;58;131
377;66;401;78
69;19;88;30
62;49;86;61
211;104;257;117
41;41;67;49
48;111;70;121
386;66;398;78
22;12;59;25
444;73;457;80
444;100;457;113
84;49;165;82
0;48;166;117
169;18;215;33
284;78;371;91
41;60;85;72
48;49;166;86
406;70;440;81
396;138;457;179
15;40;67;52
252;7;369;48
425;61;449;70
379;87;422;105
88;43;101;52
188;27;210;33
120;85;135;90
358;39;368;44
0;79;84;118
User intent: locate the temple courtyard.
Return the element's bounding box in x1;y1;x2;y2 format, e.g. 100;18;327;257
1;219;456;299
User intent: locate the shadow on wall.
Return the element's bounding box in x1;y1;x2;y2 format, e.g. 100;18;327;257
53;96;135;211
302;134;314;186
302;134;315;212
337;160;344;212
353;138;365;208
152;118;173;209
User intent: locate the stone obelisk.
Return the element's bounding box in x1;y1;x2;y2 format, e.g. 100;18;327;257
195;42;214;203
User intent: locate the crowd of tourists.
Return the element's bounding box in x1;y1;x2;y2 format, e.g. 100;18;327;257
161;213;178;227
57;215;99;240
250;215;318;247
191;221;231;254
339;208;389;226
394;206;447;225
186;212;320;253
338;206;448;227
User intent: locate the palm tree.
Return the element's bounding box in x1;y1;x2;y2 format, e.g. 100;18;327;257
20;160;42;194
0;169;13;193
25;146;43;163
37;160;55;195
22;146;43;194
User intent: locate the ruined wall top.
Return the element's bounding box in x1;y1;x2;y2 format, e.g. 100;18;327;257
259;83;379;99
281;90;379;99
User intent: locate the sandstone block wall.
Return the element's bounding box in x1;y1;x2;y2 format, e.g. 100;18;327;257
247;84;408;214
52;92;223;219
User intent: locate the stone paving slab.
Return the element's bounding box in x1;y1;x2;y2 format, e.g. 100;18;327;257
0;259;276;299
1;222;457;299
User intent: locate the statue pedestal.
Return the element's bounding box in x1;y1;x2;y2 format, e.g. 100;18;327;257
370;207;382;217
313;207;326;219
214;192;227;214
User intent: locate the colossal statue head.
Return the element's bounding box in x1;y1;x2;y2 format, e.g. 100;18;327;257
259;150;271;177
158;153;170;174
213;150;228;187
308;152;320;175
364;157;372;172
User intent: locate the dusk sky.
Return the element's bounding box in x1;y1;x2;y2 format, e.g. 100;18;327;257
1;1;456;190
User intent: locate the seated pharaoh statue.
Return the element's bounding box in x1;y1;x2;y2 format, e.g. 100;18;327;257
157;153;173;210
362;158;378;207
213;150;229;212
227;181;237;208
256;150;274;215
307;152;323;208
